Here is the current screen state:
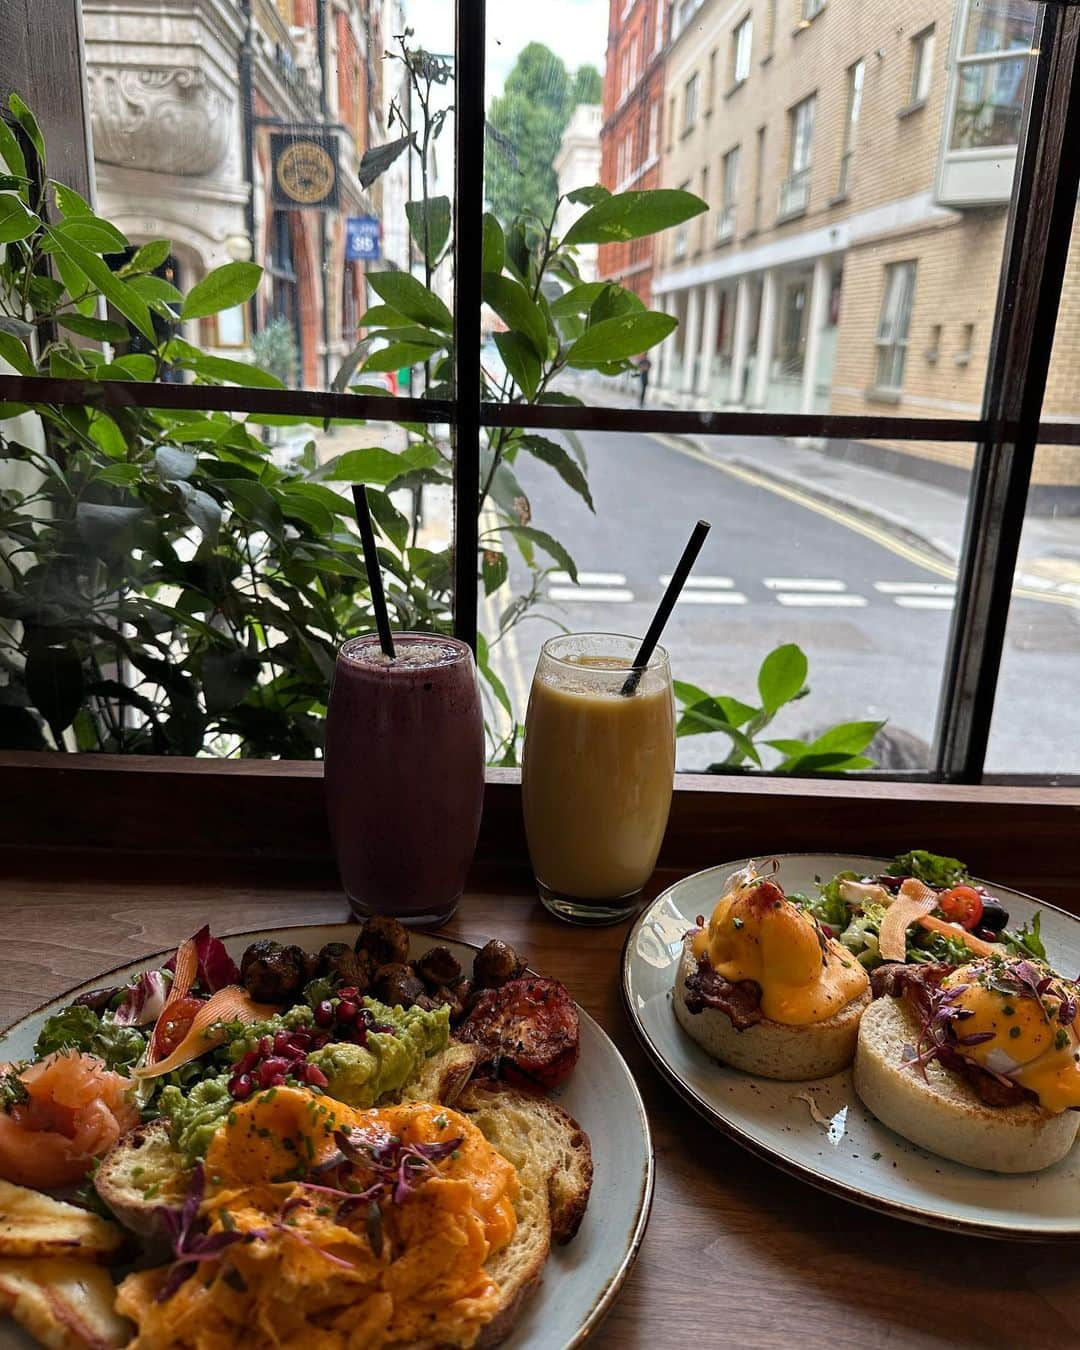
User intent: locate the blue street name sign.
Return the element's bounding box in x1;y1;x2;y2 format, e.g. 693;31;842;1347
345;216;381;262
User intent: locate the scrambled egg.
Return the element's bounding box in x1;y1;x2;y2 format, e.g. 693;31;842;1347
116;1087;519;1349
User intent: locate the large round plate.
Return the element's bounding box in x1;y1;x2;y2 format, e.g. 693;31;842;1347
0;925;653;1348
623;853;1080;1241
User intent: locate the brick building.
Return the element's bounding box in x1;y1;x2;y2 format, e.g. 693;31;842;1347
598;0;669;303
645;0;1080;504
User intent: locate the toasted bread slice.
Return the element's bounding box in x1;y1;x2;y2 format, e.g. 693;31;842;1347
673;934;870;1081
455;1082;593;1348
0;1182;123;1261
854;995;1080;1173
0;1258;129;1349
399;1040;484;1106
92;1120;186;1239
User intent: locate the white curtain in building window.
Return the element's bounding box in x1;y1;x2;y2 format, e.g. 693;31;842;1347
910;26;936;104
683;72;700;131
791;94;815;173
647;101;659;160
733;17;752;84
875;261;917;390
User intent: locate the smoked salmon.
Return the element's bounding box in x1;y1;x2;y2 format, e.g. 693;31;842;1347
0;1052;140;1190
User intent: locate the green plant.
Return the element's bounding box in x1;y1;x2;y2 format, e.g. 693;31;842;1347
675;644;884;773
250;317;298;388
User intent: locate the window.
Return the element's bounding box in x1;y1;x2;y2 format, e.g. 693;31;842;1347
718;145;739;243
800;0;825;21
951;2;1035;149
667;95;676;150
780;94;815;217
910;25;936;106
732;15;752;86
674;0;703;40
752;124;766;232
673;179;691;258
706;48;718;112
628;35;639;87
837;59;864;196
699;164;709;250
654;0;665;52
874;262;917;391
764;0;777;57
619;48;630;103
647;101;659;161
683;72;700;133
779;281;808;376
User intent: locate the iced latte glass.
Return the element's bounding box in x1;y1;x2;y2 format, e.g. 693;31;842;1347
521;633;675;924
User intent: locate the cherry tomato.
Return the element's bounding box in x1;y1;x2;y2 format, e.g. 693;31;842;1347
153;995;203;1058
938;885;984;931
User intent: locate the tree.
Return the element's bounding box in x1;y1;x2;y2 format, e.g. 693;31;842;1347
486;45;600;226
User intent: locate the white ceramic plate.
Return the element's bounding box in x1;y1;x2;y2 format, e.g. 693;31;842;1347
623;853;1080;1241
0;924;653;1348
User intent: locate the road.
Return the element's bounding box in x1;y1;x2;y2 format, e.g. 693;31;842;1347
477;428;1078;774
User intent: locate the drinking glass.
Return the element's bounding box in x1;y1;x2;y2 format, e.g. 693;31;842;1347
521;633;675;925
324;632;485;925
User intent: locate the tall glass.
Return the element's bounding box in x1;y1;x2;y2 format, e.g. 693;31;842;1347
521;633;675;925
324;632;484;926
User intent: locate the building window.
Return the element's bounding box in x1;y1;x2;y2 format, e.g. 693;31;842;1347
951;2;1035;149
874;261;917;391
628;35;639;87
780;93;815;218
779;281;808;376
732;16;752;86
699;164;709;250
910;25;936;106
667;95;676;150
674;0;703;40
718;145;739;242
837;59;864;196
683;72;700;133
620;48;630;103
706;48;718;112
647;101;660;160
801;0;825;21
654;0;665;52
752;124;766;232
764;0;777;56
673;180;691;258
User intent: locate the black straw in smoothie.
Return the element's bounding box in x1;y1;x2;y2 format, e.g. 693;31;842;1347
351;483;396;660
621;518;711;696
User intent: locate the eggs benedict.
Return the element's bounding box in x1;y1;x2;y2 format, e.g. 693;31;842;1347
854;957;1080;1172
673;863;871;1080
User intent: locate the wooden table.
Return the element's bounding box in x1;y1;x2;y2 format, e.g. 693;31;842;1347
4;860;1080;1350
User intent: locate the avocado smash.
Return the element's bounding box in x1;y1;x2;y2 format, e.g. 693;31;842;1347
117;1087;519;1349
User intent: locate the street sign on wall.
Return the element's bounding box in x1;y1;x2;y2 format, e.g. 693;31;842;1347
345;216;381;261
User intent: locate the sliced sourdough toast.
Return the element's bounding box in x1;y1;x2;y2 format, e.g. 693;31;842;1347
673;934;869;1080
455;1081;593;1349
854;995;1080;1173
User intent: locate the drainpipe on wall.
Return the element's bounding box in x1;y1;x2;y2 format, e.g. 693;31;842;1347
239;0;258;337
317;0;332;390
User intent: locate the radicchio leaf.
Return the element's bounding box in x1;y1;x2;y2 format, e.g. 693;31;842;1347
113;970;170;1027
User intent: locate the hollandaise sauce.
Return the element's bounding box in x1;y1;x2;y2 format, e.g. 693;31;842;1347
116;1087;519;1349
692;877;869;1024
943;963;1080;1114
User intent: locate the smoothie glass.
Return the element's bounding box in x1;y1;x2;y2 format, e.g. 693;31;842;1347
521;633;675;925
324;632;485;925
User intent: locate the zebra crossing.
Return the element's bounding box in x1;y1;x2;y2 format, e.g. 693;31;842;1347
545;573;960;611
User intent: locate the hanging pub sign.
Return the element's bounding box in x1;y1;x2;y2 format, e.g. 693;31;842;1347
271;131;340;210
345;216;381;262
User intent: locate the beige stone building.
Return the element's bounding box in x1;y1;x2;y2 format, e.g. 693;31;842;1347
649;0;1079;503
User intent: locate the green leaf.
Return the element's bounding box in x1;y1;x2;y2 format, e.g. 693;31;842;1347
181;261;261;320
128;273;182;308
588;284;644;325
367;271;452;333
177;352;283;388
8;95;45;160
52;183;91;217
798;720;884;757
482;549;509;596
566;185;611;207
316;442;440;486
563;189;707;247
75;502;146;552
476;633;512;719
359;304;410;329
548;282;610;318
154;446;196;481
358;135;412;189
777;752;874;775
0;119;27;182
0;331;34;376
0;191;36;243
279;487;335;535
493;331;540;400
483;274;549;360
406;195;451;266
677;697;759;740
367;487;409;550
566;311;676;367
482;213;505;274
480;449;530;524
122;239;171;275
202;649;261;715
46;227;155;340
757;643;809;714
519;434;594;511
502;526;576;581
49;215;128;254
55;313;130;343
25;644;83;739
94;463;142;486
363;342;437;373
176;483;222;540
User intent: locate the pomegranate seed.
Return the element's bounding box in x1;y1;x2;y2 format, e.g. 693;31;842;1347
314;1001;334;1028
304;1064;329;1088
337;1000;358;1024
258;1036;272;1056
257;1057;289;1087
338;986;358;1000
290;1030;312;1049
270;1071;287;1087
231;1074;253;1100
273;1030;292;1054
233;1050;258;1075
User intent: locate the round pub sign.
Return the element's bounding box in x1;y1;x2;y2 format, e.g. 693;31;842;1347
270;132;339;210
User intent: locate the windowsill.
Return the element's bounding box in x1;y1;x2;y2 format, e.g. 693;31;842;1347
828;191;849;207
742;227;760;241
954;352;972;367
792;7;825;37
725;78;747;100
760;52;773;66
897;98;928;120
715;234;734;249
865;386;903;404
680;124;696;140
776;206;807;225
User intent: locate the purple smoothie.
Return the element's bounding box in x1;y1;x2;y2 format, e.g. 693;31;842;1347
324;632;485;924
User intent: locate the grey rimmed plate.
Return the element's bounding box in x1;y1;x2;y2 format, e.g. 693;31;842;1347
0;924;653;1348
623;853;1080;1241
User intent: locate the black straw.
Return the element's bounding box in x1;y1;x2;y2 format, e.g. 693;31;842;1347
351;484;396;659
621;519;711;695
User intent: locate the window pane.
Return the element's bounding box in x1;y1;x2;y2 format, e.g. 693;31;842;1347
479;432;973;773
950;54;1031;149
963;1;1036;55
73;1;453;397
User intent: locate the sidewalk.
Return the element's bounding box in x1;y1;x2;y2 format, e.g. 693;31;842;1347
564;373;1080;603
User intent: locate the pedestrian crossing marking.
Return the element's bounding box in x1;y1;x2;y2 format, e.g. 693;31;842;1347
678;592;748;605
549;570;626;586
775;593;868;608
661;575;736;589
874;581;956;595
548;586;635;603
764;578;847;591
893;596;954;610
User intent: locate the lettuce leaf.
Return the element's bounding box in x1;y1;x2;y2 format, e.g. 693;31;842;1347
886;850;969;889
34;1004;148;1074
